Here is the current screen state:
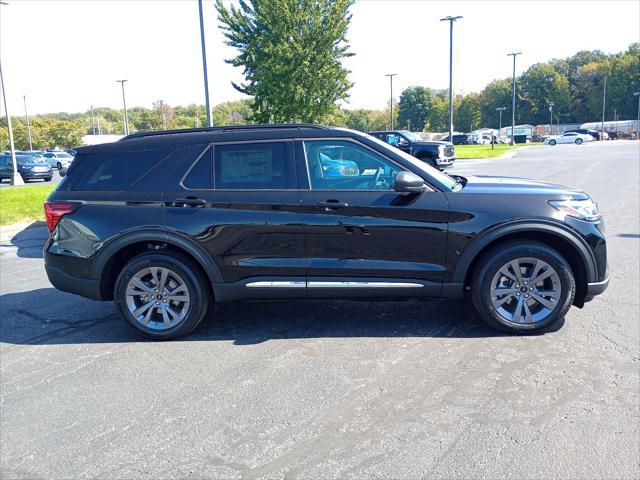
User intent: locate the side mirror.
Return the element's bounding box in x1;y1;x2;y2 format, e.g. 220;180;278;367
393;171;427;193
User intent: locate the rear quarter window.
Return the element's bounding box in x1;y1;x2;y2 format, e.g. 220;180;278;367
69;149;171;191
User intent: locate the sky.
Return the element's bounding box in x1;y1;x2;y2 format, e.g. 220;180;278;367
1;0;639;116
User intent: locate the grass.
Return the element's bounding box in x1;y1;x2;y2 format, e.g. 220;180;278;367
0;183;56;226
454;143;542;159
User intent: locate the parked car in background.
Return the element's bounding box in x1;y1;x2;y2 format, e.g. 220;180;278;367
43;151;74;170
565;129;601;141
441;134;471;145
369;130;455;169
544;132;593;145
44;124;607;340
0;154;53;182
67;149;77;157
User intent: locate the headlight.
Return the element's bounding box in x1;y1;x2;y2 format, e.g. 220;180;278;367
549;198;599;221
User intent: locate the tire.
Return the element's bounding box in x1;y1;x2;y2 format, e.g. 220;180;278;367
57;162;62;170
575;138;583;145
471;240;575;334
114;252;210;340
549;139;556;145
44;177;52;182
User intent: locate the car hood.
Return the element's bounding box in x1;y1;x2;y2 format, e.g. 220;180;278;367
459;175;588;198
414;140;454;147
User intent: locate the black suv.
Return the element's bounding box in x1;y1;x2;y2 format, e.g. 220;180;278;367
369;130;455;170
44;125;608;339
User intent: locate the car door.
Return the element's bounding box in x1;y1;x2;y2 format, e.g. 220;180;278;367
559;133;575;144
296;138;449;298
163;140;306;296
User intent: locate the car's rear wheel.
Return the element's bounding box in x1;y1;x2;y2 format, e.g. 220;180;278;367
114;252;210;339
575;138;583;145
471;241;575;333
549;139;556;145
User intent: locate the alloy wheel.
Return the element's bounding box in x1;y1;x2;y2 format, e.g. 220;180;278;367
125;266;190;330
490;257;562;325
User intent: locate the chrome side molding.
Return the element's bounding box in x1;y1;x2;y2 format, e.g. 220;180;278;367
246;281;423;288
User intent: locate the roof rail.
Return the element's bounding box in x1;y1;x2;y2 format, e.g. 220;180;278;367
119;123;329;141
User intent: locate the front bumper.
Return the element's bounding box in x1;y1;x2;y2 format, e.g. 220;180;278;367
22;170;53;179
437;156;455;168
584;277;609;302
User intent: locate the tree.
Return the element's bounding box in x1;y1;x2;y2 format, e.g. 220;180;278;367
216;0;354;123
397;86;434;131
479;79;513;128
519;63;571;125
456;93;481;132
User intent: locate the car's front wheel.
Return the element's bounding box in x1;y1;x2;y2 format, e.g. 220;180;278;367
56;162;63;170
471;241;575;333
114;252;210;339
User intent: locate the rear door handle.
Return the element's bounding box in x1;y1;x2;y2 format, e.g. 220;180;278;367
316;201;349;210
174;197;206;207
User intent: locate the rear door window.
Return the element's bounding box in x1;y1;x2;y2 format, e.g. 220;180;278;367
213;142;294;190
71;149;170;191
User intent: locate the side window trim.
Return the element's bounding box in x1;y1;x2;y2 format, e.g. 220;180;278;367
179;145;214;191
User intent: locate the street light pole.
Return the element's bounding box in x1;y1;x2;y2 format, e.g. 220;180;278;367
634;92;640;138
198;0;212;127
0;60;23;185
548;101;554;136
496;107;506;138
507;52;522;145
385;73;396;130
441;16;462;141
601;75;606;141
90;105;96;135
116;79;129;135
23;95;33;151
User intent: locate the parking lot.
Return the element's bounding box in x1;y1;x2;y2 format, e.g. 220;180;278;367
1;140;638;479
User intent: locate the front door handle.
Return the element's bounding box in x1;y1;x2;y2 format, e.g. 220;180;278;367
316;200;349;210
174;197;206;207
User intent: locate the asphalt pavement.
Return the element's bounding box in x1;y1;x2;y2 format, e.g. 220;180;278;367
0;170;63;188
1;140;639;479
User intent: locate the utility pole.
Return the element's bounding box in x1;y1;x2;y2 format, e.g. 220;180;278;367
601;75;606;141
496;107;506;138
23;95;33;151
507;52;522;145
0;60;23;185
198;0;212;127
440;16;462;141
157;100;166;130
90;105;96;135
116;79;129;135
385;73;396;130
634;92;640;139
548;102;554;135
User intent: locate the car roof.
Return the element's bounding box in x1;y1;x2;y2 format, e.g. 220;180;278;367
76;124;369;154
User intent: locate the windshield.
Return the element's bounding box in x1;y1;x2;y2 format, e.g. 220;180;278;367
365;134;459;191
16;155;42;165
398;130;422;142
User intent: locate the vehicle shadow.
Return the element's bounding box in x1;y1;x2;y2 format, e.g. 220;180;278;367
0;288;562;346
1;222;47;259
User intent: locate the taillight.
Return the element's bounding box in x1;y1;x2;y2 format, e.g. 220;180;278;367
44;202;79;232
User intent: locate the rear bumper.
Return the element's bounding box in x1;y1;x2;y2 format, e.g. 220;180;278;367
584;277;609;302
45;264;103;301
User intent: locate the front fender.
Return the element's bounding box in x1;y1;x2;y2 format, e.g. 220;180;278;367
450;220;598;285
